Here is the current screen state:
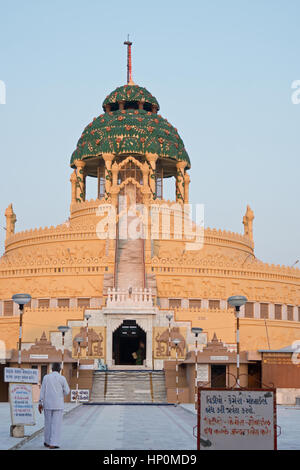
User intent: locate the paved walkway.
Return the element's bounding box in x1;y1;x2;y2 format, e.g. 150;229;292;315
2;403;299;450
0;403;78;450
19;404;197;450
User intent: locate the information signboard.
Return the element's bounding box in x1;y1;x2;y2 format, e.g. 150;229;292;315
198;388;277;450
71;389;90;402
9;383;35;426
4;367;39;384
197;365;209;382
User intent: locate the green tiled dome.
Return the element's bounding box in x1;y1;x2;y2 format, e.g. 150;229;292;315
70;85;190;168
102;84;159;110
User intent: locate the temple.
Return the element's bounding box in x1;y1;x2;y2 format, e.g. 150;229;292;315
0;42;300;404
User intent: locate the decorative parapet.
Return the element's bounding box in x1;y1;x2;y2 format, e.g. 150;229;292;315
150;201;254;249
70;197;109;220
0;264;110;278
173;307;234;314
106;287;154;307
25;306;84;313
151;257;300;283
4;223;102;252
4;198;254;253
204;227;254;250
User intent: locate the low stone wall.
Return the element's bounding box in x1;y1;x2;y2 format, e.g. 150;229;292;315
69;369;94;403
164;360;190;403
276;388;300;405
167;388;190;404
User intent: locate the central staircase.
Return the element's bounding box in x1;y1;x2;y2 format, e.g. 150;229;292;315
90;370;167;403
115;238;145;290
115;214;145;290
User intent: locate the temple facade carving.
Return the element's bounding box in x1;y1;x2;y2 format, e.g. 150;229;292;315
0;46;299;395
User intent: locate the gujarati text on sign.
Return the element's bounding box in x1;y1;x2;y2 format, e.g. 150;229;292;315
198;389;276;450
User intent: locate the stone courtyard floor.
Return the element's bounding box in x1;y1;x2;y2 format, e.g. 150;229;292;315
0;402;78;450
0;403;299;450
17;404;197;450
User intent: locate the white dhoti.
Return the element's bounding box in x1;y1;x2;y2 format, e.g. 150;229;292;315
44;409;64;447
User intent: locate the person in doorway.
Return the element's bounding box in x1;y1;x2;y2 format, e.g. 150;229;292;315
132;341;145;365
38;362;70;449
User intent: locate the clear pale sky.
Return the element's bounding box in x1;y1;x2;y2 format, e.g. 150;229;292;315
0;0;299;266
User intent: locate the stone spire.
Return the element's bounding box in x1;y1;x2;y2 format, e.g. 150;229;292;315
243;205;254;241
124;35;135;85
4;203;16;240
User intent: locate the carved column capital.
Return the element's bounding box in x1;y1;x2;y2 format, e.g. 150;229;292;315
146;153;159;168
176;160;187;171
102;153;114;163
74;159;86;170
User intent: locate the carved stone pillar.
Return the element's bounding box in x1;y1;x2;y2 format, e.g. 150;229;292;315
70;170;77;205
184;171;190;203
142;162;150;188
111;162;119;187
141;198;151;263
146;153;158;198
144;208;152;263
5;204;16;240
141;161;151;206
144;237;151;263
176;161;187;203
74;159;86;202
102;153;114;200
110;162;119;207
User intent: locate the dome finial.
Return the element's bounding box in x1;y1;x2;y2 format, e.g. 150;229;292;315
124;35;135;85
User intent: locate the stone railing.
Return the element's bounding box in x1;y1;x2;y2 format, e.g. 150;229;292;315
106;288;154;307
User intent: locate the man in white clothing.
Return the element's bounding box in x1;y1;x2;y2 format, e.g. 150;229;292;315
38;362;70;449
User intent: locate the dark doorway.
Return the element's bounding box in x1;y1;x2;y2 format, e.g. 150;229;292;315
248;362;262;388
41;365;48;383
0;364;8;402
211;364;227;388
113;320;146;366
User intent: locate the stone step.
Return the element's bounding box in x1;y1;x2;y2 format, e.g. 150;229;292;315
90;371;167;403
115;232;145;290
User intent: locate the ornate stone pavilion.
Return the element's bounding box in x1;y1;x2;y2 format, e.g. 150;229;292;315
0;43;300;402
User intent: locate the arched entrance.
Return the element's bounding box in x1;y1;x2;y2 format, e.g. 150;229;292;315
113;320;146;366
